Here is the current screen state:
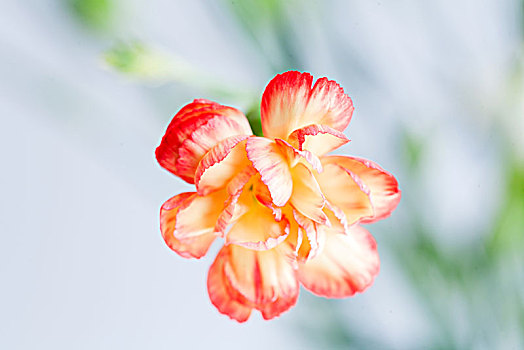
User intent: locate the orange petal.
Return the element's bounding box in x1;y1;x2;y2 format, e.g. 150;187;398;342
222;244;299;315
274;138;322;173
324;201;350;234
298;225;379;298
160;192;217;259
226;203;289;250
156;99;252;183
289;163;328;224
261;71;354;140
174;191;226;239
294;210;326;261
322;156;401;223
195;135;251;196
214;167;255;236
252;174;273;206
207;247;253;322
245;137;293;207
315;163;374;226
288;124;349;156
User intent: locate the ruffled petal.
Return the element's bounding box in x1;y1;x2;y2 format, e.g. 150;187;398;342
156;99;252;183
288;124;349;156
160;192;217;259
258;291;299;320
261;71;354;140
298;225;380;298
252;174;273;206
274;138;322;173
289;163;328;224
222;244;299;317
322;156;401;223
214;167;255;236
207;247;253;322
174;190;226;239
294;210;326;261
195;135;251;196
226;202;289;250
315;163;374;226
245;137;293;206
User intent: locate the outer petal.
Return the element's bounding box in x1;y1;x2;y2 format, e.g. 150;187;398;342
223;244;299;316
315;163;374;226
245;137;293;206
298;225;380;298
207;247;253;322
258;291;299;320
156;99;252;183
288;124;349;156
226;203;289;251
322;156;401;223
289;163;328;224
174;190;226;239
195;135;251;196
160;192;216;259
261;71;354;140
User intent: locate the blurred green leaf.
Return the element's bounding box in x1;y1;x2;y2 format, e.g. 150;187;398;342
104;41;258;110
67;0;114;32
487;161;524;256
104;41;193;81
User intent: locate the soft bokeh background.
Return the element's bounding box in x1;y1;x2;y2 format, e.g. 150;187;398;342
1;0;523;349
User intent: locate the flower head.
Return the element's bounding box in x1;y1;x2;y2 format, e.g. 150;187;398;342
156;71;401;321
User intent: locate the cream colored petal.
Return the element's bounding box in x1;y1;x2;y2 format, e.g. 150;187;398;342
298;225;379;298
315;163;374;226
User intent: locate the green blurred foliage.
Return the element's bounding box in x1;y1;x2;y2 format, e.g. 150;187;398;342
104;42;179;80
67;0;115;32
488;162;524;256
104;41;260;129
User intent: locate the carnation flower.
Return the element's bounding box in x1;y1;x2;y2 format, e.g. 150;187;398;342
156;71;401;321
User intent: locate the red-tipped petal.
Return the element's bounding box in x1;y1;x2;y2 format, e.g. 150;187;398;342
288;124;350;156
245;137;293;207
258;291;299;320
223;244;299;314
322;156;401;223
160;192;217;259
261;71;354;140
156;100;252;183
298;225;380;298
195;135;251;196
315;163;374;226
207;247;253;322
